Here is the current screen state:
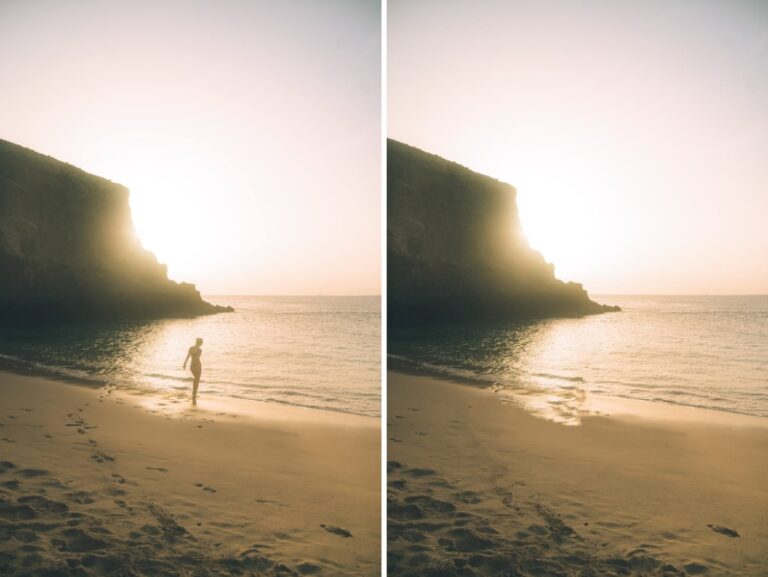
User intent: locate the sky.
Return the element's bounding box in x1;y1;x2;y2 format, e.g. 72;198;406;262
389;0;768;295
0;0;380;295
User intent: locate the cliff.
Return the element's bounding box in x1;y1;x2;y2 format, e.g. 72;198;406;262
388;139;618;323
0;138;232;323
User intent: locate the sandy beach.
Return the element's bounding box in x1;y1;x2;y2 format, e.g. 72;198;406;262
387;370;768;577
0;370;380;577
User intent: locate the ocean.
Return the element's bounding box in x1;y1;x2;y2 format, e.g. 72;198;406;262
0;296;381;417
389;295;768;424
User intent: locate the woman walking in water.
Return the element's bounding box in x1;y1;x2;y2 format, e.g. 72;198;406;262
183;337;203;401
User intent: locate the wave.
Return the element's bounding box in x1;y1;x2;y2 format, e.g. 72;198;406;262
0;353;107;388
0;350;380;419
531;372;585;383
389;352;768;421
388;354;501;388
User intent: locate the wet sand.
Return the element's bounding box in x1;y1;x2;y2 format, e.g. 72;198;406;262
0;370;380;576
387;371;768;577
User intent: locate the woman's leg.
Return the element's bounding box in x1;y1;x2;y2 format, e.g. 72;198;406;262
192;371;200;398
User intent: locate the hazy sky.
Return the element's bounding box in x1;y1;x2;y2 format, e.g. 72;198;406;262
390;0;768;295
0;0;380;295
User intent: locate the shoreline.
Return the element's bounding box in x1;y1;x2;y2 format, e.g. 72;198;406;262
387;357;768;427
0;369;380;576
0;354;381;421
387;369;768;576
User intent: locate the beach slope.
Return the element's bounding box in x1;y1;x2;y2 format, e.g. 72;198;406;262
0;371;379;576
387;371;768;577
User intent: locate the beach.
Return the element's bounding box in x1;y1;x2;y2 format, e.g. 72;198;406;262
387;371;768;577
0;370;380;576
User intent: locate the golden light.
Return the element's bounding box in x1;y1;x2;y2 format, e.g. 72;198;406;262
500;146;629;289
83;134;264;287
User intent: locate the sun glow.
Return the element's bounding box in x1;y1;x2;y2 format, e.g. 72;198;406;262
0;0;381;295
128;166;223;281
516;182;603;284
474;138;630;292
82;135;262;287
516;176;628;291
88;143;202;280
390;0;768;295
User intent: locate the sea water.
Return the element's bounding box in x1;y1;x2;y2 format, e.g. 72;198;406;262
0;296;380;417
389;295;768;424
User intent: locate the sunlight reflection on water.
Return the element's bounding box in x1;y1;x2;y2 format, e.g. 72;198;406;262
389;296;768;425
0;296;381;417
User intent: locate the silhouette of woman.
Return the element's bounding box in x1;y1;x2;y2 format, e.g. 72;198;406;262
183;337;203;400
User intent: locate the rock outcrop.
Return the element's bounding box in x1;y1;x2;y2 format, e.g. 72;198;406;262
388;139;618;323
0;138;232;323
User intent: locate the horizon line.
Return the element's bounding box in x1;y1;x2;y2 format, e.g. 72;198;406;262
202;294;382;297
591;293;768;297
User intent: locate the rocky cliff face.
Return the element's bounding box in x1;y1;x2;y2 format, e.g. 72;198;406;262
388;139;618;323
0;138;232;323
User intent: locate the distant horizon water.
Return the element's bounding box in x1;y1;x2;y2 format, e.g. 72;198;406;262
0;296;381;418
389;295;768;424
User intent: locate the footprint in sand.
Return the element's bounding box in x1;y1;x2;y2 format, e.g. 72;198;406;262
194;482;217;493
0;501;37;521
320;524;352;538
65;416;87;429
114;499;133;512
684;562;710;575
90;452;116;464
388;479;407;491
454;490;482;504
18;495;69;514
55;527;107;553
1;438;16;443
707;524;740;538
111;474;126;484
403;468;436;478
406;494;456;515
17;468;49;478
67;491;95;504
532;501;577;542
146;502;191;542
254;499;287;508
0;461;16;473
146;466;168;473
107;487;127;498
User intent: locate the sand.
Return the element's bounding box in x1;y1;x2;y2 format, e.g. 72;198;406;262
387;371;768;577
0;370;380;577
